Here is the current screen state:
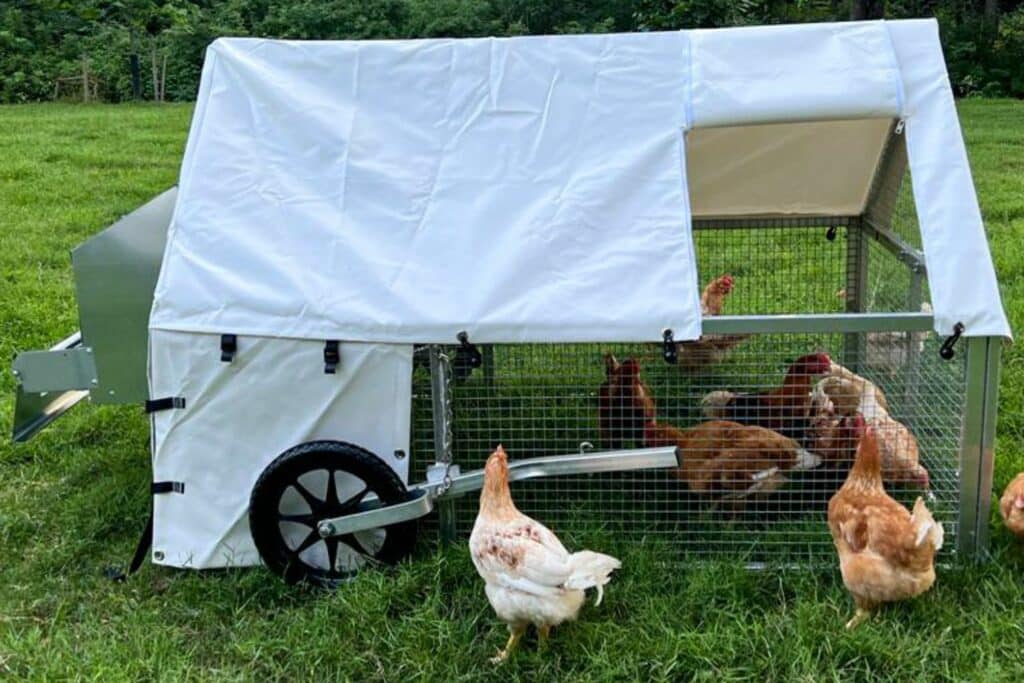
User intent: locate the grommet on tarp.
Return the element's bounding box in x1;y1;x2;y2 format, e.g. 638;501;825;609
453;331;483;382
939;322;965;360
151;481;185;494
324;340;340;374
662;329;678;364
220;334;237;362
144;397;186;413
826;225;839;242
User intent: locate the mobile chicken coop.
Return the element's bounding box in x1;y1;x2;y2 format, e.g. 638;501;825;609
12;19;1011;583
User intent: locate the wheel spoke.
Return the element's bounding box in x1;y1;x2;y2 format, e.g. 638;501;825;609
292;529;321;556
279;513;317;526
291;480;324;513
324;469;340;507
340;485;370;510
325;537;339;572
336;533;367;555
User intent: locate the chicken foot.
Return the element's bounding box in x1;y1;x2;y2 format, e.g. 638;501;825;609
491;624;526;664
845;607;872;630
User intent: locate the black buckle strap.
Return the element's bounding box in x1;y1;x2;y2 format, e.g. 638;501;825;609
144;397;186;413
151;481;185;495
324;340;340;374
220;334;237;362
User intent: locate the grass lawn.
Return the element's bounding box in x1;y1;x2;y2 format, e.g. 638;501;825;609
1;100;1024;680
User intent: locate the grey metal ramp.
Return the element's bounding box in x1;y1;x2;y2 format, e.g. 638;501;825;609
11;187;176;441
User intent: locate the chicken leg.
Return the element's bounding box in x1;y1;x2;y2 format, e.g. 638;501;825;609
491;624;526;664
845;596;876;630
538;624;551;651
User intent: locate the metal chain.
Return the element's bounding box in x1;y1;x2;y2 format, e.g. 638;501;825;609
438;350;455;495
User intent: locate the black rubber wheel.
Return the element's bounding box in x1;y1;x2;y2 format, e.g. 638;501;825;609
249;440;417;587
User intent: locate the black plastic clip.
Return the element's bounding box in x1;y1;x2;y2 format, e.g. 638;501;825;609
826;225;839;242
151;481;185;495
939;322;965;361
324;340;340;374
220;334;237;362
144;397;186;413
662;329;678;364
453;331;483;382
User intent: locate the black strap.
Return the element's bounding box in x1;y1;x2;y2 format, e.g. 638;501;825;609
105;507;153;582
324;340;340;374
220;334;237;362
152;481;185;494
144;397;185;413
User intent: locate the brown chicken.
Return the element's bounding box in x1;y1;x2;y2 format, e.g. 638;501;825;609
828;416;943;629
602;355;819;498
999;472;1024;538
814;362;929;487
598;355;655;449
807;396;861;470
646;419;820;497
701;352;832;446
676;274;750;371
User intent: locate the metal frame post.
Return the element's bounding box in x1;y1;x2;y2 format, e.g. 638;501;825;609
903;264;926;404
843;217;870;370
429;346;457;544
957;336;1002;560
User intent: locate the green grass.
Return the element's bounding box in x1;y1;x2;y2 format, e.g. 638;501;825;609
2;100;1024;680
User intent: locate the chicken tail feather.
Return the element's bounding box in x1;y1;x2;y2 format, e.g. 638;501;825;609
565;550;621;605
912;496;944;550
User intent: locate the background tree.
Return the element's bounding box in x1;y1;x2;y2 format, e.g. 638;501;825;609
1;0;1022;103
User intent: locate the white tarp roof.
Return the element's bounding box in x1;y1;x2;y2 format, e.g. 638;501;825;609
151;19;1011;341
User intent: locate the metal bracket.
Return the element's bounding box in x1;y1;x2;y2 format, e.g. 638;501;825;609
11;331;91;442
13;342;98;392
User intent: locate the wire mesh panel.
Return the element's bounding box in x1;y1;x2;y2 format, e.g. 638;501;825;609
410;331;965;565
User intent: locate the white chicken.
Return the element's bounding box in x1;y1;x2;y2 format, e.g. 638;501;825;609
469;446;621;663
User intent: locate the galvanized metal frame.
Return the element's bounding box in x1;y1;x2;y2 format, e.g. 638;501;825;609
958;336;1002;560
702;312;933;336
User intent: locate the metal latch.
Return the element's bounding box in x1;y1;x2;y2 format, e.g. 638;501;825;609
453;331;482;381
662;329;677;364
939;322;965;360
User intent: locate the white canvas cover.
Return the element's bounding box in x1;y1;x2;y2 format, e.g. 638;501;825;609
148;332;412;568
152;19;1009;342
151;32;702;345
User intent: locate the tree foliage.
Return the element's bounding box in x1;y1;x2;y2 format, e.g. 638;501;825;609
1;0;1022;103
